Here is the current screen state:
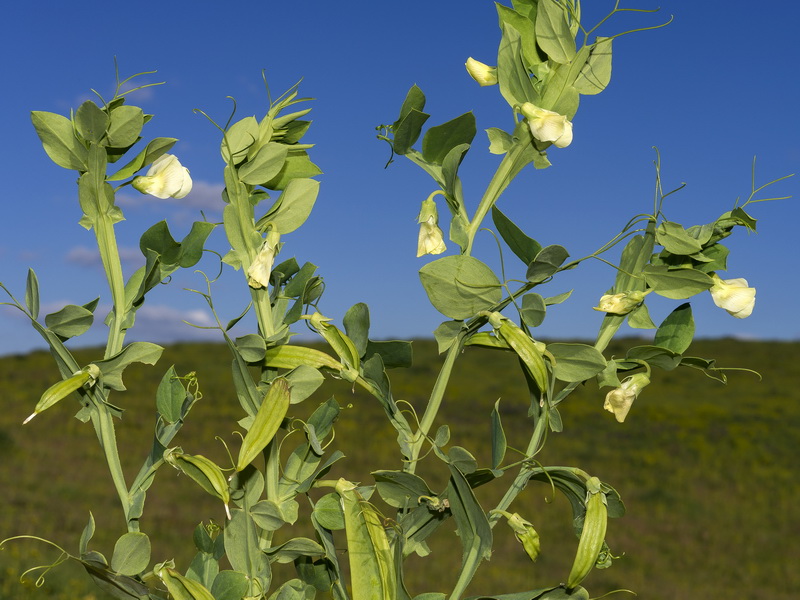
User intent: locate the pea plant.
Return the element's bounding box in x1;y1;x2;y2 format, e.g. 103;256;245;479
1;2;790;600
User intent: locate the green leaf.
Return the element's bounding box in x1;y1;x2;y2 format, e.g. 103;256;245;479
391;85;430;155
547;343;607;382
111;532;151;576
108;137;177;181
239;142;289;185
434;321;463;353
422;112;477;165
653;303;695;354
257;178;319;234
235;334;267;363
265;538;325;564
626;345;681;370
75;101;109;144
492;206;542;266
497;4;543;70
520;293;546;327
285;365;325;404
224;509;269;587
31;110;88;170
250;499;293;531
79;512;96;557
497;24;537;107
313;493;345;530
374;471;434;509
25;268;40;321
626;303;657;329
211;570;250;600
643;265;714;299
343;302;370;358
264;152;322;191
45;304;94;339
656;221;704;255
106;105;144;148
526;245;569;283
94;342;164;391
535;0;576;64
365;340;413;369
222;116;259;165
573;37;613;95
419;256;502;320
156;365;186;424
491;400;507;469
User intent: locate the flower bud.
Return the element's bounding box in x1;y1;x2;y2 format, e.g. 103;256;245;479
592;291;646;315
131;154;193;199
465;57;498;86
709;273;755;318
603;372;650;423
518;102;573;148
247;229;281;289
417;198;446;257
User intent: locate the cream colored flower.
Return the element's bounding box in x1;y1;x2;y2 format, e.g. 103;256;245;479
465;57;498;86
604;373;650;423
593;291;646;315
131;154;193;199
417;198;446;257
247;230;281;289
519;102;573;148
709;273;755;318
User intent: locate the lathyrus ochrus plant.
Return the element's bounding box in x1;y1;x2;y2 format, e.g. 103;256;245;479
1;2;793;600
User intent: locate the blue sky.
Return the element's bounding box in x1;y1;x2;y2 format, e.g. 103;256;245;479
1;1;798;357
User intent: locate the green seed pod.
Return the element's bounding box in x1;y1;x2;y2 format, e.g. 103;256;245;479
566;477;608;590
306;312;361;381
236;377;291;471
493;510;541;563
165;449;231;519
24;364;100;424
335;478;396;600
157;565;215;600
264;344;343;371
488;312;549;394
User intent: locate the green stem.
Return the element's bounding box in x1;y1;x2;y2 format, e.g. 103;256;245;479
90;404;132;530
464;141;534;255
95;213;127;358
405;333;465;475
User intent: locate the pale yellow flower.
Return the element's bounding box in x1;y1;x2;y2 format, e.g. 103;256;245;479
417;198;446;257
593;291;646;315
519;103;573;148
247;230;281;289
709;273;755;318
465;57;498;86
604;373;650;423
131;154;193;199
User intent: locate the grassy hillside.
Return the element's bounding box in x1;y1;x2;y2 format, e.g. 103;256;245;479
1;338;798;600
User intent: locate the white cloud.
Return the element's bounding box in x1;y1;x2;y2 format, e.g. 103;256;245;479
66;245;143;269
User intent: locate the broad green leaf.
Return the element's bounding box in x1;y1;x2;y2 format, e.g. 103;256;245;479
258;178;319;234
108;137;177;181
497;4;543;69
265;538;325;564
653;303;695;354
235;334;267;362
491;400;507;469
25;268;40;320
75;101;109;144
692;243;729;273
211;570;250;600
111;532;151;576
250;500;293;531
45;304;94;339
492;206;543;266
365;340;413;369
573;37;613;95
106;105;144;148
81;556;151;600
547;343;606;382
422;112;476;165
94;342;164;391
544;290;572;305
394;84;426;126
79;512;96;557
343;302;370;357
374;471;434;509
434;320;463;353
266;578;316;600
313;493;345;530
520;293;546;327
391;85;429;155
497;24;537;107
447;464;493;571
419;256;502;320
285;365;324;404
535;0;576;64
626;345;681;371
264;152;322;191
643;265;714;299
239;142;289;185
656;221;704;255
626;303;657;329
222;116;259;164
486;127;513;154
526;245;569;283
31;110;88;170
156;365;186;424
224;509;269;586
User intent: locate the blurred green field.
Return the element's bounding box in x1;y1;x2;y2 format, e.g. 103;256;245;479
1;338;798;600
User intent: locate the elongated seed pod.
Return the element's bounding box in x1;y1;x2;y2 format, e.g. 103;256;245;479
335;478;396;600
566;477;608;590
236;377;290;471
165;450;231;519
308;313;361;381
157;566;215;600
489;313;549;394
264;344;343;371
23;364;100;424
